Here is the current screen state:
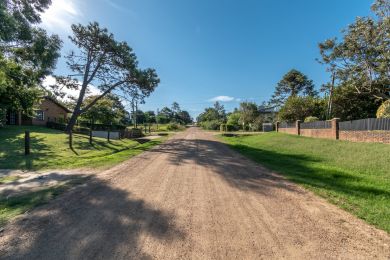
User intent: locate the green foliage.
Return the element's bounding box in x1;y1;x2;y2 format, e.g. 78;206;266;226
331;84;381;120
278;96;326;122
0;0;62;114
318;0;390;101
271;69;317;108
61;22;159;132
304;116;319;122
166;123;184;131
219;124;227;132
200;120;221;130
0;57;43;115
221;132;390;233
81;95;128;125
238;102;259;129
227;111;241;128
376;100;390;118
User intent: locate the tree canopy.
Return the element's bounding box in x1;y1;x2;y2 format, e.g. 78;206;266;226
270;69;317;108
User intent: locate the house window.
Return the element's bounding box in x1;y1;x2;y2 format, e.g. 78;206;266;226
36;110;44;121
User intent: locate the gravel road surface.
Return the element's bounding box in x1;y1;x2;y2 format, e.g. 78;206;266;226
0;127;389;259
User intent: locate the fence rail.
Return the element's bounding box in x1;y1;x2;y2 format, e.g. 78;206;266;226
339;118;390;131
300;120;331;129
279;122;296;128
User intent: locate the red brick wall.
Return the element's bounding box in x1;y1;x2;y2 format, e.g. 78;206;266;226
278;128;297;135
339;131;390;144
32;99;68;126
300;129;334;139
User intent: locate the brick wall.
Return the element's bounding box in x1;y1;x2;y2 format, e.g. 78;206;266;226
300;129;334;139
339;131;390;144
278;128;296;135
32;98;68;126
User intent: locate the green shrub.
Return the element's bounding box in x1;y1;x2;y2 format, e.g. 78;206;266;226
167;123;183;131
200;120;220;130
376;100;390;118
226;124;239;131
220;124;227;132
304;116;319;122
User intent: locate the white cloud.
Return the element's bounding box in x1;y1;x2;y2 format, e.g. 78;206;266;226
40;0;82;33
42;76;101;102
208;96;237;102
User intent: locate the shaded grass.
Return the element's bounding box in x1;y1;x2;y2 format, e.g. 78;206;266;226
0;126;166;170
220;132;390;233
0;175;21;184
0;177;88;227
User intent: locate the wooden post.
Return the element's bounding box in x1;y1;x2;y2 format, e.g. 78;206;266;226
25;131;30;155
69;130;73;149
89;120;93;145
296;120;301;136
275;121;280;132
107;129;110;142
332;118;340;140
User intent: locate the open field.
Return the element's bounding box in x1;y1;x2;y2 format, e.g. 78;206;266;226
221;132;390;233
0;126;165;170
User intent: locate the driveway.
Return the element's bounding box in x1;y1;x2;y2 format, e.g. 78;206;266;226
0;127;389;259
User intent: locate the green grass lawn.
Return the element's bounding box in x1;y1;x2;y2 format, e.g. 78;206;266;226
0;126;165;170
221;132;390;233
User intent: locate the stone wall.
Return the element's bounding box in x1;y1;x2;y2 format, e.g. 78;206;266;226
339;131;390;144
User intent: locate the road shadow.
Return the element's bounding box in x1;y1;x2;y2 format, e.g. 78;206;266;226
149;136;390;200
1;176;185;259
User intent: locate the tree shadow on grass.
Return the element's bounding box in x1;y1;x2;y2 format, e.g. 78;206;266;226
1;176;185;259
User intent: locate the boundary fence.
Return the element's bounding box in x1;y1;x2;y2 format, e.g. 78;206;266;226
276;118;390;144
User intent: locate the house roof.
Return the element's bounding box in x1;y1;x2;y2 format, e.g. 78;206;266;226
44;96;72;113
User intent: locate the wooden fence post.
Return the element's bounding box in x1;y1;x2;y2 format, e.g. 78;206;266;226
25;131;30;155
69;130;73;149
332;118;340;140
296;120;301;136
275;121;280;132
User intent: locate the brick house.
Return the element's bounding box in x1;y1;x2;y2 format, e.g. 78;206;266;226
5;96;71;126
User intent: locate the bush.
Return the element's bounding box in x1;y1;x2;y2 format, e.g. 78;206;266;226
220;124;227;132
200;120;220;130
167;123;184;131
376;100;390;118
304;116;319;122
226;124;240;131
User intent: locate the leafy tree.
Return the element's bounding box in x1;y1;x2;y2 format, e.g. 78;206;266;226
213;101;227;122
81;94;128;125
144;111;156;123
0;0;62;114
178;110;192;124
238;102;259;129
57;22;159;132
227;111;241;129
318;0;390;101
331;84;382;120
278;96;326;122
270;69;317;108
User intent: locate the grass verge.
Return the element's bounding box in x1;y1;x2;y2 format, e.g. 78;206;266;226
0;126;166;170
220;132;390;233
0;177;88;227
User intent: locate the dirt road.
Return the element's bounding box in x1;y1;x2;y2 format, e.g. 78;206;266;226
0;127;389;259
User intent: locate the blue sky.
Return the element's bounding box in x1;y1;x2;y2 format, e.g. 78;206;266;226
41;0;374;118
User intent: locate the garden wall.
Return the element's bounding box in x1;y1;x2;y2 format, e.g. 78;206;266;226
278;128;296;135
339;131;390;144
277;118;390;144
300;129;334;139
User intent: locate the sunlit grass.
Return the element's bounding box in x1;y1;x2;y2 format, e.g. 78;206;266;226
221;132;390;233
